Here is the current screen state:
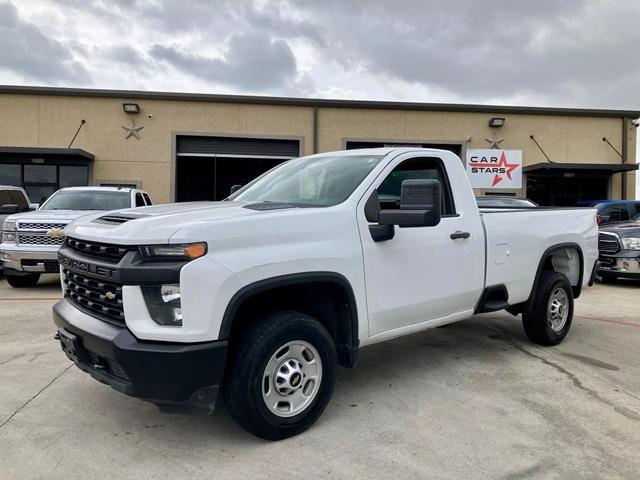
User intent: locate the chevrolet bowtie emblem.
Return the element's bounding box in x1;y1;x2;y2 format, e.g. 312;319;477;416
105;292;116;300
48;229;65;237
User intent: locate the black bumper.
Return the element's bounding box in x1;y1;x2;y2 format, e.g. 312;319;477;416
598;252;640;278
53;300;228;413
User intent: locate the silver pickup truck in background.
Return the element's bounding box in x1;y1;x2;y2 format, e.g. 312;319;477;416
1;186;152;287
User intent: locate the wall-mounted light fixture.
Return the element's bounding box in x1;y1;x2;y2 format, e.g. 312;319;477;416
123;103;140;114
488;117;505;128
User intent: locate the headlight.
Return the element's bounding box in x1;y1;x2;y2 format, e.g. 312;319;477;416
622;237;640;250
2;232;17;244
141;284;182;326
139;242;207;260
2;220;16;231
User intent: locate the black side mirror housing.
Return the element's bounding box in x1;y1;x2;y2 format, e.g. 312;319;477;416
230;184;243;195
0;204;20;215
378;179;441;227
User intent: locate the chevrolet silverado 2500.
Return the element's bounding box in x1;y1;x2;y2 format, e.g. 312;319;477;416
52;148;599;440
1;186;152;287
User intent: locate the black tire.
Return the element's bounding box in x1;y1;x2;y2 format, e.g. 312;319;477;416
522;271;573;346
598;272;617;283
5;272;40;288
223;311;337;440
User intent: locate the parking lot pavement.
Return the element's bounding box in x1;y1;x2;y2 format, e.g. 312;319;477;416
1;276;639;480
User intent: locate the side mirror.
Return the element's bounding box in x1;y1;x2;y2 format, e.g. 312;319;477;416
0;204;20;215
230;184;243;195
378;179;441;227
28;203;40;211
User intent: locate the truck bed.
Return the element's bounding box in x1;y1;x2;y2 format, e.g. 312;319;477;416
481;208;599;305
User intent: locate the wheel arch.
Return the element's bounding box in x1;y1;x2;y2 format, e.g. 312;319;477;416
531;243;585;301
219;272;359;367
507;243;583;317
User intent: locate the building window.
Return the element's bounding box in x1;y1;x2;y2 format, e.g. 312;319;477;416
59;166;89;188
0;163;91;204
0;164;21;185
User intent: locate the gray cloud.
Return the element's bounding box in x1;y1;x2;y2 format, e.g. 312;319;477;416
0;1;91;84
290;0;640;107
150;32;304;91
1;0;640;109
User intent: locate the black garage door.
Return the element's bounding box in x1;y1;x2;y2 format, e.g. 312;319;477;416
176;136;300;201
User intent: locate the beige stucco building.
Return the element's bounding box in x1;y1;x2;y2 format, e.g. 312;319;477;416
0;85;637;206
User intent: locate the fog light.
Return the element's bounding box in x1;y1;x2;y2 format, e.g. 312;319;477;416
141;284;182;326
2;232;16;244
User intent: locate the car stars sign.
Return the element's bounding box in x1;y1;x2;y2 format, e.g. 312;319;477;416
466;149;522;188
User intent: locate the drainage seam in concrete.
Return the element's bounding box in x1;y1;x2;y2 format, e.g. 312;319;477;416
0;364;73;431
492;327;640;422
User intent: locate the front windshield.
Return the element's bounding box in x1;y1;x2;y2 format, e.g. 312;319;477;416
41;190;131;211
229;154;384;207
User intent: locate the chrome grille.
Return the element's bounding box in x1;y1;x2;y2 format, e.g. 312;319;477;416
66;237;131;262
18;222;67;230
18;234;65;246
598;233;621;254
62;268;124;325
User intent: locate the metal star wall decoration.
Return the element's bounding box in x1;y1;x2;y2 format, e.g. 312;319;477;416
122;119;144;140
484;137;504;149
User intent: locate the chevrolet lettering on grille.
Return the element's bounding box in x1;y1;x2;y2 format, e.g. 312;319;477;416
58;254;116;279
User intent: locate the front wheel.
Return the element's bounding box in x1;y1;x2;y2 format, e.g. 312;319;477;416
223;311;337;440
522;271;574;346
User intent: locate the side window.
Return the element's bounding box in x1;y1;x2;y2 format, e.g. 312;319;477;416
600;204;629;223
0;190;11;207
8;190;29;211
135;192;145;207
143;193;152;205
377;157;455;215
633;203;640;218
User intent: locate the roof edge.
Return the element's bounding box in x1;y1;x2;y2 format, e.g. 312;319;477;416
1;85;639;118
0;146;94;160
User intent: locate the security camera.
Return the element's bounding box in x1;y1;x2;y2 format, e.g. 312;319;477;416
633;119;639;128
148;114;153;119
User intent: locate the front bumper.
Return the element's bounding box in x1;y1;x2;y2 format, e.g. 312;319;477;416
53;299;228;413
1;246;60;273
598;253;640;278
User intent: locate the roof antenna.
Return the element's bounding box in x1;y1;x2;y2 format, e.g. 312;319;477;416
68;119;86;148
529;135;555;163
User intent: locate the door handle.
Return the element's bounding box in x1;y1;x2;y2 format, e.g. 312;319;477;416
450;231;471;240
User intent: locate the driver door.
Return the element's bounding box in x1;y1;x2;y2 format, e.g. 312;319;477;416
357;152;484;338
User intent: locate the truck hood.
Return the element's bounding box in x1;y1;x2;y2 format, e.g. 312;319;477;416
8;209;101;223
65;201;264;244
600;221;640;239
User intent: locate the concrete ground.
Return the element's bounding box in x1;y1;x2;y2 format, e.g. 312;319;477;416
1;275;639;480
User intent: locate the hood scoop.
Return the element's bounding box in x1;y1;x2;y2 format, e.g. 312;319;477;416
94;213;149;225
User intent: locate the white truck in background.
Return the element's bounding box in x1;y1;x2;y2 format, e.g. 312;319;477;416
52;148;598;440
1;186;152;287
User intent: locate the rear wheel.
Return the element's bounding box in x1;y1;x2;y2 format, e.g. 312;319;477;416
223;311;337;440
522;271;573;346
5;272;40;288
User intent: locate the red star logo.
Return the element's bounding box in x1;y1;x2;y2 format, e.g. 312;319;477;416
491;152;520;186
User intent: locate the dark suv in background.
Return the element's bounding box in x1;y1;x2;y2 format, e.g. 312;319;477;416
578;200;640;225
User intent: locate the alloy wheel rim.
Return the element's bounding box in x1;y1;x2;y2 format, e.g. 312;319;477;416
262;340;323;418
548;287;569;332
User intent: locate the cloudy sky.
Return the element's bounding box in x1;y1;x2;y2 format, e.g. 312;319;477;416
1;0;639;111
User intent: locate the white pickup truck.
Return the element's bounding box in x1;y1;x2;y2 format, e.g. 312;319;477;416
52;148;599;440
1;186;152;287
